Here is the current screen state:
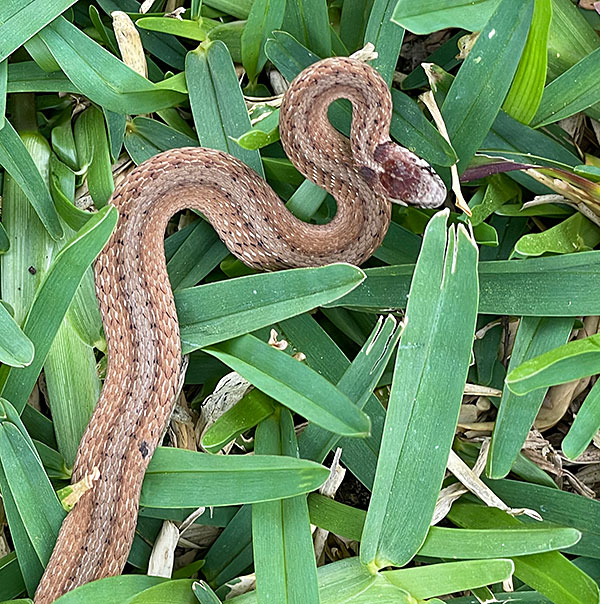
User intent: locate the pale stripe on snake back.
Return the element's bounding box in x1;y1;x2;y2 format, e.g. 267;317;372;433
34;57;446;603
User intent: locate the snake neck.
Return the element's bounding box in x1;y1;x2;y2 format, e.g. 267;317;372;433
278;57;394;264
280;57;393;178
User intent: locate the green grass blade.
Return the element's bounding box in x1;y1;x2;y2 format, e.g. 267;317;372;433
364;0;405;86
562;379;600;460
308;493;581;557
124;116;199;165
0;552;26;601
44;317;100;467
330;250;600;317
0;59;6;128
514;212;600;257
502;0;551;123
51;576;165;604
449;503;598;604
186;40;263;177
141;447;329;508
202;506;253;586
384;559;514;598
533;46;600;127
74;106;114;208
36;16;184;114
487;317;572;478
241;0;286;83
487;478;600;558
136;16;216;41
203;0;252;19
0;398;65;596
0;304;34;368
0;0;78;62
175;263;365;352
280;313;385;489
392;0;502;34
127;579;196;604
0;121;63;240
205;334;371;437
506;333;600;395
0;205;118;412
282;0;331;58
441;0;534;171
1;131;55;325
298;314;400;463
201;390;276;453
193;581;223;604
252;409;320;604
165;219;228;291
6;61;76;94
361;210;479;570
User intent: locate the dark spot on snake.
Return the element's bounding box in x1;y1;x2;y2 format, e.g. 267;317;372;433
28;266;36;275
139;441;149;459
358;166;376;185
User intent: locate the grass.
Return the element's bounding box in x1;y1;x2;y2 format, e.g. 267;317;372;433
1;0;600;603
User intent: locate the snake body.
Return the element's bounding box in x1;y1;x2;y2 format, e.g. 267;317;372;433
34;57;445;603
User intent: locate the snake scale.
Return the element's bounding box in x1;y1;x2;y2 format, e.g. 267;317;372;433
33;57;446;603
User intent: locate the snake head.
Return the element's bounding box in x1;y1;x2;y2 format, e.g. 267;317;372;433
361;141;447;208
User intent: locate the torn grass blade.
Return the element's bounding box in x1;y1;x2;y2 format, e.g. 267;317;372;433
360;210;479;571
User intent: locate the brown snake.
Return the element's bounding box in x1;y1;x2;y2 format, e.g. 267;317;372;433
34;57;445;603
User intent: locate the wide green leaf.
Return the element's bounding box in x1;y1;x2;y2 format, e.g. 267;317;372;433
252;409;320;604
487;316;572;478
502;0;551;123
392;0;501;34
450;503;598;604
0;398;65;596
365;0;405;86
0;120;62;240
441;0;534;171
562;379;600;460
175;263;365;352
186;40;263;176
36;17;184;114
0;0;78;62
533;46;600;127
361;210;479;570
52;576;165;604
506;333;600;395
205;334;371;437
330;250;600;317
141;446;329;508
241;0;286;83
0;305;34;368
0;205;118;412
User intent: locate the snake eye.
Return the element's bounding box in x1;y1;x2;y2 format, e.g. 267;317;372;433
374;142;446;208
